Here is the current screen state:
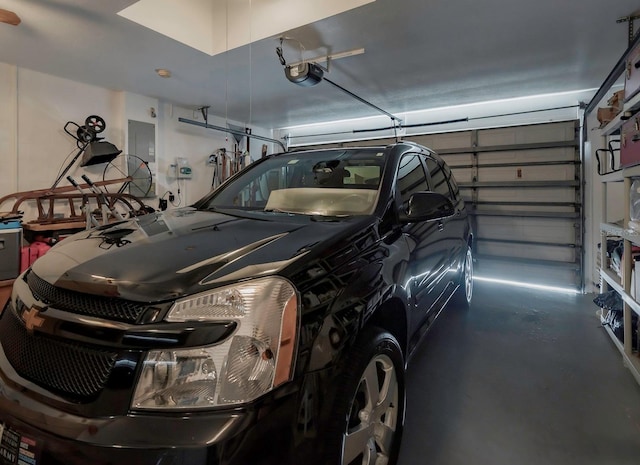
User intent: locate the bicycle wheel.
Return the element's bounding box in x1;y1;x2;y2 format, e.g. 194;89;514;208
102;154;154;198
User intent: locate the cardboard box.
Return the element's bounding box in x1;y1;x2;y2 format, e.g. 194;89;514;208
597;107;619;127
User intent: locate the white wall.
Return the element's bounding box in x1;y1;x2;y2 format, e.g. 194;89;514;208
158;104;277;206
0;65;272;217
0;62;18;195
0;67;121;196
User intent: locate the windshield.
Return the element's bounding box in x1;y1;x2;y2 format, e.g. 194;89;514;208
200;148;386;217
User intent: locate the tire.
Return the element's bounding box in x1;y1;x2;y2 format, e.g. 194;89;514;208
327;328;406;465
452;244;473;309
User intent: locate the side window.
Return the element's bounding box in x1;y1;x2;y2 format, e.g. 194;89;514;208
396;154;429;208
443;162;462;204
425;157;453;200
426;157;465;209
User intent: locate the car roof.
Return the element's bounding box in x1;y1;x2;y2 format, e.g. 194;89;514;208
280;141;446;164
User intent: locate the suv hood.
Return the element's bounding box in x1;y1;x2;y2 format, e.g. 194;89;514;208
31;208;366;302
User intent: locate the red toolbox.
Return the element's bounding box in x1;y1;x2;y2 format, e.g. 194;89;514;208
621;115;640;167
625;45;640;102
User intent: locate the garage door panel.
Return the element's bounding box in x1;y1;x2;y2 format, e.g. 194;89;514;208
477;121;576;146
469;187;577;203
409;132;473;150
473;206;576;215
451;167;474;183
476;217;576;243
441;155;474;176
478;242;575;262
476;165;575;182
471;122;581;290
477;260;577;289
478;147;576;164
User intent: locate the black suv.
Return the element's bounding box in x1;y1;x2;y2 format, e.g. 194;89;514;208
0;141;472;465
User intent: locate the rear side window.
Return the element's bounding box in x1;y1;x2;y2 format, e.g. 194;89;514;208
425;157;464;208
396;154;429;208
426;158;452;199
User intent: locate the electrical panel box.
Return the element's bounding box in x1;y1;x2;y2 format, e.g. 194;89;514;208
176;157;193;179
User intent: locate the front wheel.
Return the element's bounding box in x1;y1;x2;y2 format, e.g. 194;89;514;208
327;328;406;465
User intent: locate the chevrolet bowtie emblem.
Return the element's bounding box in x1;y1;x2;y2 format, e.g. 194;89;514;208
22;306;45;332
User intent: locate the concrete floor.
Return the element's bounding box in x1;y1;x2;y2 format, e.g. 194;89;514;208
398;280;640;465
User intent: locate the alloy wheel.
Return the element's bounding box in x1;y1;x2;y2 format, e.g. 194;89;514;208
342;353;399;465
463;246;473;304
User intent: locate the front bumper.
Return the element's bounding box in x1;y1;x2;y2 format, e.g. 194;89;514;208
0;380;299;465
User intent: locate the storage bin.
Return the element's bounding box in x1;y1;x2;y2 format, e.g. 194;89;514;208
625;45;640;102
0;220;21;230
20;242;51;273
620;116;640;167
0;228;22;280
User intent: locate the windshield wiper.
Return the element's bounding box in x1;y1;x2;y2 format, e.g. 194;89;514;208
310;214;346;222
263;208;300;215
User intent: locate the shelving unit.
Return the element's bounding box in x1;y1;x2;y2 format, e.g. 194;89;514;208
586;33;640;387
583;34;640;384
598;167;640;386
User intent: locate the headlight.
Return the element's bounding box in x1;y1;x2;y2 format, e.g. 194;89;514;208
132;277;298;410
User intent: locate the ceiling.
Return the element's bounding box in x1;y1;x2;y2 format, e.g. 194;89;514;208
0;0;638;130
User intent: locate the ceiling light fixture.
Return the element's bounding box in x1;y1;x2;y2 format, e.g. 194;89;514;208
155;68;172;78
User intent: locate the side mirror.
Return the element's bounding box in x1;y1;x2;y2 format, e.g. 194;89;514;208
399;191;455;223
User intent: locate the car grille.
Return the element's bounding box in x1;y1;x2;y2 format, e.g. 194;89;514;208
0;306;118;402
27;271;147;323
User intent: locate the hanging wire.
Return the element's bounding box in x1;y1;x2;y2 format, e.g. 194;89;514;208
224;0;229;135
248;0;252;129
276;38;287;66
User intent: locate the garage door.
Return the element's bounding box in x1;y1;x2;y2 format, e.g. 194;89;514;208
295;121;582;291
